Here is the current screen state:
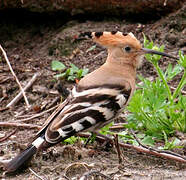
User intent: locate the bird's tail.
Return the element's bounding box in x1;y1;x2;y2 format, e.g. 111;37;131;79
5;136;45;173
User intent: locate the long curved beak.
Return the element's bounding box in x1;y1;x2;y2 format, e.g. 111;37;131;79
142;48;178;60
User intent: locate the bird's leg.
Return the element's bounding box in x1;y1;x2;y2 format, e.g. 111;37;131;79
113;134;122;164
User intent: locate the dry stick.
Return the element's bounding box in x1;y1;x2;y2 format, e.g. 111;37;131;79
93;51;104;59
0;45;30;109
77;132;186;163
170;86;186;95
29;168;47;180
6;72;40;108
130;129;150;149
15;97;60;119
130;129;186;160
13;105;58;122
0;107;9;112
0;122;41;130
113;134;122;164
109;126;125;130
164;0;168;6
109;124;126;130
0;128;17;142
46;96;60;109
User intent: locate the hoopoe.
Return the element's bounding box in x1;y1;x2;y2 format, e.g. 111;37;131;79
5;31;177;173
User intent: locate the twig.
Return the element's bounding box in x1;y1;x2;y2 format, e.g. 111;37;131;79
170;86;186;95
46;97;60;109
80;170;112;180
29;168;46;180
113;134;122;164
0;45;30;108
130;129;186;160
6;72;40;108
14;109;31;118
0;107;9;112
109;125;125;130
0;85;8;105
93;51;104;59
164;0;168;6
77;132;186;163
0;122;41;129
14;105;58;122
130;129;148;148
0;128;17;142
109;123;127;130
15;97;60;119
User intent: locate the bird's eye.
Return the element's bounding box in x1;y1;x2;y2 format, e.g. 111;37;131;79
124;46;131;52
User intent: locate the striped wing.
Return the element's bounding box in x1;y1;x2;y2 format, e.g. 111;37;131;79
44;84;131;144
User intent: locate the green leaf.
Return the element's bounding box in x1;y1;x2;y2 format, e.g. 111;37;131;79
67;75;76;81
54;72;66;79
76;69;83;79
70;63;79;73
99;122;113;135
166;64;183;81
51;60;66;71
141;136;155;146
63;136;78;144
163;137;182;150
159;45;165;52
178;51;186;69
82;68;89;76
86;45;96;52
76;68;89;79
63;68;72;77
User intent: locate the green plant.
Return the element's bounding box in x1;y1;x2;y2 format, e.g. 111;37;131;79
51;60;66;71
99;122;155;147
63;136;79;144
126;35;186;143
51;60;89;82
86;45;96;52
99;122;114;135
158;131;182;150
63;136;87;144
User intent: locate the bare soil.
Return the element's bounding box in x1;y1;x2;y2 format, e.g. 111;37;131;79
0;6;186;180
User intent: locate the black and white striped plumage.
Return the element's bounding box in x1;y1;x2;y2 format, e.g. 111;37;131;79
6;84;131;172
45;84;131;143
5;31;175;173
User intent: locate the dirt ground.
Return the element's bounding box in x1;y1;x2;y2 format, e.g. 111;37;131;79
0;5;186;180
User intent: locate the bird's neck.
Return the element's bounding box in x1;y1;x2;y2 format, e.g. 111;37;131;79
105;56;137;79
103;59;136;90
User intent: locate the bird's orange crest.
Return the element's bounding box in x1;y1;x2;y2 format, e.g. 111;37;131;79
80;31;141;49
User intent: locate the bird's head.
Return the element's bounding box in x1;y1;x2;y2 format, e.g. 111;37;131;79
79;31;177;69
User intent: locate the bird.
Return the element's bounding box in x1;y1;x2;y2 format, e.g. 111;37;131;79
5;31;177;173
